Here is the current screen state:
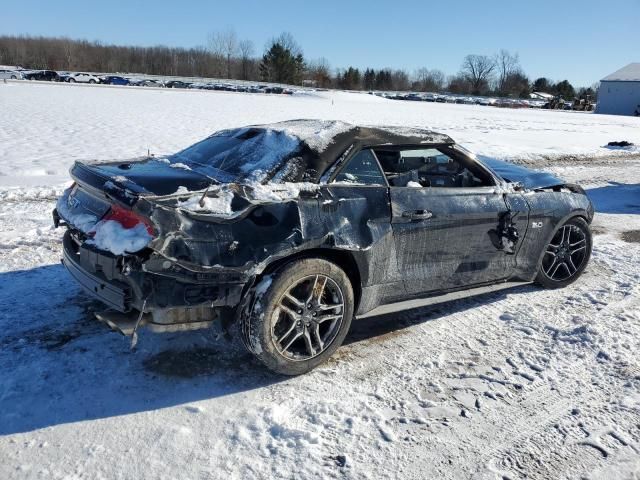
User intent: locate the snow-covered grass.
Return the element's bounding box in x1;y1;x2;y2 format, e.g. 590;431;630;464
2;82;640;186
1;82;640;479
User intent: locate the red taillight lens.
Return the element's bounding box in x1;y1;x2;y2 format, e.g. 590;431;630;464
103;204;155;236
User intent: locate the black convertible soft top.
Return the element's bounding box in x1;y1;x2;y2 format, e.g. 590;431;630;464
245;120;454;182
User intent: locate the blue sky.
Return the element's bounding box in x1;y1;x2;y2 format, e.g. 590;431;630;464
2;0;638;86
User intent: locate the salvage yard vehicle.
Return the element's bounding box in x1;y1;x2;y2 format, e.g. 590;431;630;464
0;68;23;79
66;72;101;84
23;70;59;81
100;75;130;86
54;120;594;375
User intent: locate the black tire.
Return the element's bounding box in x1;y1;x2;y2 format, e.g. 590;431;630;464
68;78;76;83
535;217;592;289
242;258;354;375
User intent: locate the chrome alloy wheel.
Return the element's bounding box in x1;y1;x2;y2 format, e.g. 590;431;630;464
542;224;588;281
271;274;345;361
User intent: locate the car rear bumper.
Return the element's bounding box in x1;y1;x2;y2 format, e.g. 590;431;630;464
61;229;247;314
62;230;131;311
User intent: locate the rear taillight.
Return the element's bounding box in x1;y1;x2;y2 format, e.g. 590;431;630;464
102;204;155;236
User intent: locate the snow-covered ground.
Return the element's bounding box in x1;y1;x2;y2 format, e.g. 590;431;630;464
1;82;639;479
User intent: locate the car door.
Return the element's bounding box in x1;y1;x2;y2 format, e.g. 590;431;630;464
377;146;525;295
322;149;403;296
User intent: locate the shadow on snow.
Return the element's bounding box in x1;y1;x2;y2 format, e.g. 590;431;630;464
0;263;533;435
586;182;640;215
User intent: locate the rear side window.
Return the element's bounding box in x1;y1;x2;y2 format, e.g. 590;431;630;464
332;150;386;186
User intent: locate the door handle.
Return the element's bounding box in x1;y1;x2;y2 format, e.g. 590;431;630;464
402;209;433;221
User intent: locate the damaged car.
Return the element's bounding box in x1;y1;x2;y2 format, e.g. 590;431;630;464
54;120;594;375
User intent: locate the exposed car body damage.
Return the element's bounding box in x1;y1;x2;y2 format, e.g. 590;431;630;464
54;120;594;337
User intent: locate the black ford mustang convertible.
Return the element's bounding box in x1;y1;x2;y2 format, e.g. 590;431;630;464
54;120;593;374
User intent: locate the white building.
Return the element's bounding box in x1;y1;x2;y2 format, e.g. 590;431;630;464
596;63;640;116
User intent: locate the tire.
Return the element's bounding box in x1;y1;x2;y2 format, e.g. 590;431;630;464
242;258;354;375
89;79;95;84
68;78;76;83
535;217;592;289
10;75;16;79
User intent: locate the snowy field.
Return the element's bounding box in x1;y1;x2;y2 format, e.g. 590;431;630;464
1;81;640;479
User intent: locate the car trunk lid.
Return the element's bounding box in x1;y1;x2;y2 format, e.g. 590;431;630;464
70;158;212;198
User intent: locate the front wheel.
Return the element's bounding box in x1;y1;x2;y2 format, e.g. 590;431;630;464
535;217;592;288
242;258;354;375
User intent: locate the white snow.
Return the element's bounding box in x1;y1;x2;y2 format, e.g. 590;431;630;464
177;187;235;215
3;82;640;187
252;119;354;152
248;181;318;202
173;182;318;215
1;81;640;480
87;220;153;255
169;162;191;170
54;193;98;232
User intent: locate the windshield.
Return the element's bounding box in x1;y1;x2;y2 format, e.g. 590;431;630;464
168;129;302;183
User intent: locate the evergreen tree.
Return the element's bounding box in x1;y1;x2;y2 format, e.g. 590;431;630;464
532;77;553;93
259;42;305;84
363;68;376;90
553;80;575;100
338;66;361;89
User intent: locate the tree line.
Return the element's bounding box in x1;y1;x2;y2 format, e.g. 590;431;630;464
0;33;595;99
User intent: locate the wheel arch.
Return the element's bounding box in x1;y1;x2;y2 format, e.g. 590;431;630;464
259;248;363;312
534;210;591;272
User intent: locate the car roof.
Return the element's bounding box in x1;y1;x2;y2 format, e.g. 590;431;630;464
242;120;454;181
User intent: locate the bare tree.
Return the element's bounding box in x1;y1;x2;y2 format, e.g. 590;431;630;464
272;32;303;57
238;39;254;80
391;69;410;91
495;49;520;94
413;68;445;92
461;54;495;94
307;57;332;88
208;29;238;78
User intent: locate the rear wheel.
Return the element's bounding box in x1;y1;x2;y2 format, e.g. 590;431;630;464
242;258;354;375
89;79;96;84
535;217;592;288
68;78;76;83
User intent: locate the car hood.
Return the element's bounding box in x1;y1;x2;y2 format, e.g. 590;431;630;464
481;157;565;190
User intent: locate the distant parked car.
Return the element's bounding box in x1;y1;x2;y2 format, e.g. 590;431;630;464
0;69;23;79
164;80;191;89
101;75;130;86
133;79;163;87
264;87;284;94
23;70;59;81
67;72;101;84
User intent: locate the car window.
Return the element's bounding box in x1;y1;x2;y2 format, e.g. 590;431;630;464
375;147;493;188
332;150;386;186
